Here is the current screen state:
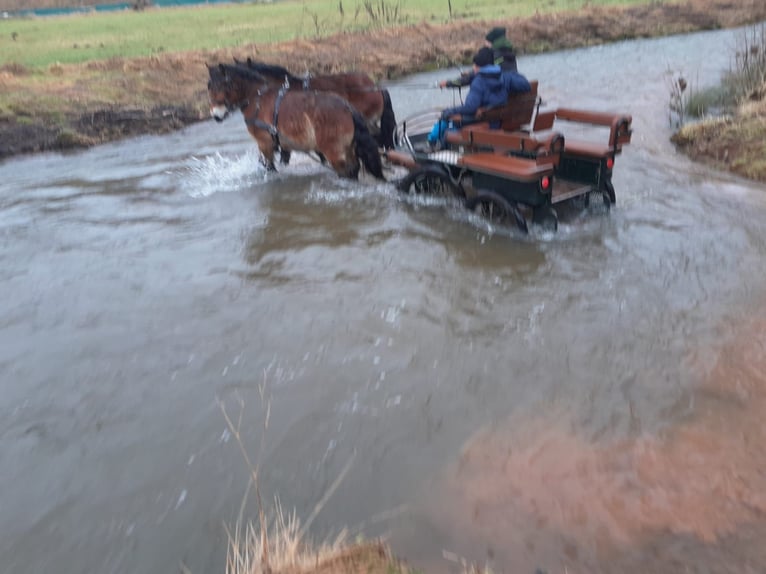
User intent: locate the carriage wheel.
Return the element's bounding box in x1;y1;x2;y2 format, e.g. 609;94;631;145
465;191;528;234
605;180;616;204
583;187;611;214
397;165;465;201
533;204;559;232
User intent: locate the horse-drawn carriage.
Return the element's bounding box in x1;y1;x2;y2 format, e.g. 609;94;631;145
206;60;632;233
385;80;633;232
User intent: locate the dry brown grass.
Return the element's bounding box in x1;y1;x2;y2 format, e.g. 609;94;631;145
671;22;766;182
216;388;409;574
672;95;766;181
225;502;407;574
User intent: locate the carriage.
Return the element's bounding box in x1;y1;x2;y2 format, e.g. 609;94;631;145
385;80;633;232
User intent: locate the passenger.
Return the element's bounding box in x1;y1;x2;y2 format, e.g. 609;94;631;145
438;26;518;89
485;26;518;73
501;68;532;95
427;47;507;149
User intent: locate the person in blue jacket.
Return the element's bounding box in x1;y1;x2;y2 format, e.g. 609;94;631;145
427;47;508;149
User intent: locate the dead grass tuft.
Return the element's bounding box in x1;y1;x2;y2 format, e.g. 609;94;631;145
0;62;29;76
227;500;373;574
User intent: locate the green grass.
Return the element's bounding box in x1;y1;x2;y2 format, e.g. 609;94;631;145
685;84;733;117
0;0;665;69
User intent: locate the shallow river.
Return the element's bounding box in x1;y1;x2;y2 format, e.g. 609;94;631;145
2;26;766;574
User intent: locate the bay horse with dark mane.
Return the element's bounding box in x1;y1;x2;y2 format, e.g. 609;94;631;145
207;63;384;181
236;58;396;152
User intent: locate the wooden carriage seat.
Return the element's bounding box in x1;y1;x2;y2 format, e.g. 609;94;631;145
476;80;539;131
450;127;564;167
445;80;540;148
458;152;553;183
537;108;633;160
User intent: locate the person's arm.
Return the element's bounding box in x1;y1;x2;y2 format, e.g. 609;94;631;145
439;71;474;89
442;83;483;118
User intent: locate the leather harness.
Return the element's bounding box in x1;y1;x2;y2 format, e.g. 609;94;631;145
243;79;289;153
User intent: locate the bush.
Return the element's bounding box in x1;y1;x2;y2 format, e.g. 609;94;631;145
723;23;766;103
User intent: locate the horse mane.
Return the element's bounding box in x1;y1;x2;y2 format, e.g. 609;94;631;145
241;57;303;84
218;62;267;85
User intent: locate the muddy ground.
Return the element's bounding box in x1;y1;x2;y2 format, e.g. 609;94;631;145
1;0;765;177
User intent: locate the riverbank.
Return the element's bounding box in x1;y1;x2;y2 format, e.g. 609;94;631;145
1;0;765;172
672;95;766;183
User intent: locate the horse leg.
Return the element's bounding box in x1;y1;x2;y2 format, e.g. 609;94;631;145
262;155;277;172
325;147;359;180
379;89;397;150
332;150;361;180
351;112;385;180
280;149;291;165
253;133;277;171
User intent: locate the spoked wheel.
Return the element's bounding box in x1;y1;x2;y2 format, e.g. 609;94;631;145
532;204;559;232
465;190;528;234
397;165;465;201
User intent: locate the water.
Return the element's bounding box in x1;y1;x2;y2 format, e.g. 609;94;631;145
2;26;766;574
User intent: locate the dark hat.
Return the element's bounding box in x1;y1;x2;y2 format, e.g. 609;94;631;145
472;47;495;68
485;26;506;43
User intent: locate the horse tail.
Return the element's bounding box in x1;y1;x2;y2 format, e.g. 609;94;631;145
379;89;397;150
352;111;385;181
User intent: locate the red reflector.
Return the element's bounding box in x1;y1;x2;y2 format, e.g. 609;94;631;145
541;176;550;190
606;157;614;170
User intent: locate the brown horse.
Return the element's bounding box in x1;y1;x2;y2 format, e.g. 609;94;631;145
207;63;384;181
236;58;396;151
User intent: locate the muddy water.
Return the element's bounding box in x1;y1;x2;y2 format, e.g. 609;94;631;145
2;26;766;574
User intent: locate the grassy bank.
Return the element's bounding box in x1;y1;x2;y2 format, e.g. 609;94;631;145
1;0;765;168
1;0;667;68
671;23;766;182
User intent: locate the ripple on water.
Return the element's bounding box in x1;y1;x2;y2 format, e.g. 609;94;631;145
413;308;766;573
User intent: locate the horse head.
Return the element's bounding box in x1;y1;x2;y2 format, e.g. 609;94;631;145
207;64;234;122
207;63;268;122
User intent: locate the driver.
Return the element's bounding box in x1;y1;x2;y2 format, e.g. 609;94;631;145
426;47;507;150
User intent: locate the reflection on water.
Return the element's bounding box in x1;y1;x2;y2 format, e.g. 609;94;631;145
405;307;766;573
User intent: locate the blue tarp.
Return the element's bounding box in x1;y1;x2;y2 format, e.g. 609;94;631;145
8;0;251;18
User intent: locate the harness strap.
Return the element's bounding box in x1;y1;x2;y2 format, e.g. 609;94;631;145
249;117;278;136
273;84;287;130
245;84;289;151
271;84;288;151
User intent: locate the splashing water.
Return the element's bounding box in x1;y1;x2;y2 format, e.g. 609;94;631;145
183;150;267;198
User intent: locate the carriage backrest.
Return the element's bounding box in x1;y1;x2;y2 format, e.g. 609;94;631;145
476;80;540;132
531;107;633;153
